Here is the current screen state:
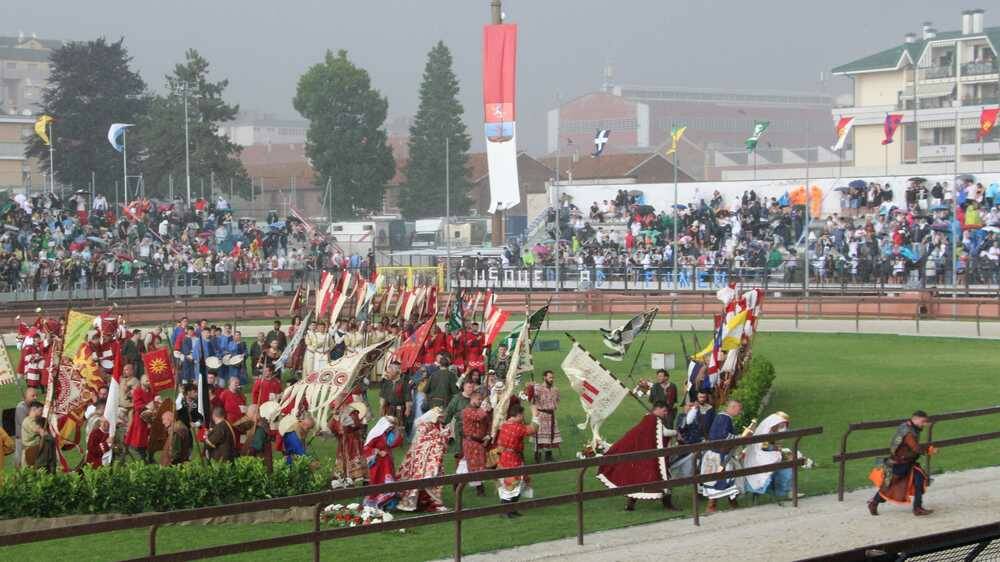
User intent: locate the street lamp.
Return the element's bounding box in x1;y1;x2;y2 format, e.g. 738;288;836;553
181;83;192;203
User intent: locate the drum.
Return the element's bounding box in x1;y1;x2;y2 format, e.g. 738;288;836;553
233;415;254;434
205;356;222;370
224;353;245;366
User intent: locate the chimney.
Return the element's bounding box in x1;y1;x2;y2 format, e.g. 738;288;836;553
904;33;917;44
925;28;937;40
962;10;972;35
921;22;934;39
972;9;984;34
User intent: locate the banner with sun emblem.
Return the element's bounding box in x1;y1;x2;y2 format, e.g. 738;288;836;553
142;347;175;393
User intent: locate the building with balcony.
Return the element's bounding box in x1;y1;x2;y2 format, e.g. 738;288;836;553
1;33;64;116
832;9;1000;170
0;115;44;192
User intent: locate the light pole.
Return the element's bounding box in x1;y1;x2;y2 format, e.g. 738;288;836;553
554;93;561;293
445;137;452;292
182;84;192;203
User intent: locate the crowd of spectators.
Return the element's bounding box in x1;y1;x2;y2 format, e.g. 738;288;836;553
0;191;372;294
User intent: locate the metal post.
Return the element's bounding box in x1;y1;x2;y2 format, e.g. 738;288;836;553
48;121;55;194
489;0;504;248
183;85;192;203
446;137;452;292
804;122;811;298
672;122;679;286
837;429;851;501
122;128;129;204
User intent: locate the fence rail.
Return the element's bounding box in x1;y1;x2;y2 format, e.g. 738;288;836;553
0;427;822;561
832;405;1000;501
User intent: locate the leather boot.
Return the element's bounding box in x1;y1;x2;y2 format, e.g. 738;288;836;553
867;499;879;516
662;494;680;511
625;497;637;511
706;499;717;513
475;484;486;497
913;506;934;516
728;497;739;510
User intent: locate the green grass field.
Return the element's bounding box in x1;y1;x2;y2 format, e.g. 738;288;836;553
2;331;997;561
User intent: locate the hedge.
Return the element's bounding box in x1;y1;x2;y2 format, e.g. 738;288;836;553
730;354;776;431
0;457;327;519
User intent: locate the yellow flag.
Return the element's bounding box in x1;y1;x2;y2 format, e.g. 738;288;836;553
34;115;53;146
62;310;96;360
665;125;686;156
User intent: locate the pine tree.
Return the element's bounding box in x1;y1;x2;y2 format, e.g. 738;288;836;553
136;49;247;200
25;38;149;194
400;41;471;219
293;50;395;218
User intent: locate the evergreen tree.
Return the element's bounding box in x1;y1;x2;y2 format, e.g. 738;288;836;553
400;41;471;219
136;49;247;200
293;49;395;218
25;37;149;195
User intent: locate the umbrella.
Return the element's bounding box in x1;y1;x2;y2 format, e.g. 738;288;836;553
956;174;976;183
983;226;1000;233
849;179;867;189
86;236;108;245
636;205;655;215
268;221;286;231
672;204;687;210
833;186;851;192
930;204;950;212
931;222;951;232
907;177;927;184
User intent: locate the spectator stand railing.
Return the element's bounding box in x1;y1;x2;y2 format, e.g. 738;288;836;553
832;405;1000;501
0;427;822;562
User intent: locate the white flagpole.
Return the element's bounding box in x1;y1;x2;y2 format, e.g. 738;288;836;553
122;128;129;204
48;121;55;194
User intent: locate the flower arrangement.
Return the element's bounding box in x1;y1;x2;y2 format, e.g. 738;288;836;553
576;439;611;459
329;476;356;489
321;503;394;528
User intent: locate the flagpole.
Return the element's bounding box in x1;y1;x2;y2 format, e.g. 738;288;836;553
48;122;55;194
563;332;652;414
804;121;811;298
671;122;679;288
122;128;129;205
445;136;451;293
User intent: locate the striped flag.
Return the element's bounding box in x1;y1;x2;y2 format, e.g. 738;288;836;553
561;341;629;445
831;116;854;151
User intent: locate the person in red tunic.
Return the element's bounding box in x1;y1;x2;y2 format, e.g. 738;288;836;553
124;376;156;461
496;404;536;517
251;366;283;405
86;418;111;469
463;322;485;372
328;402;367;483
218;376;247;425
459;390;492;496
447;327;466;371
596;401;680;512
362;416;404;509
422;325;445;365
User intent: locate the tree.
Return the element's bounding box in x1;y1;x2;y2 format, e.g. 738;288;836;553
400;42;471;219
26;37;149;196
293;50;395;219
135;49;247;200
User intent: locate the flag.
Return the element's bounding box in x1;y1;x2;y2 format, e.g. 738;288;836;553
483;307;510;347
0;335;15;386
62;310;96;360
599;309;657;361
394;316;436;372
978;107;999;141
592;129;610;157
355;282;378;321
881;114;903;145
103;341;122;464
527;304;549;332
693;309;750;362
447;292;464;333
315;271;336;317
745;121;769;152
561;342;629;445
107;123;133;153
831;116;854;151
276;311;312;372
328;271;354;325
665;125;687;156
53;343;102;448
483;289;495;320
34;115;54;146
142;347;175;393
483;23;520;213
490;320;529;432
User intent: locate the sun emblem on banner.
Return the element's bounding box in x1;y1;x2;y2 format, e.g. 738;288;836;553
149;357;168;375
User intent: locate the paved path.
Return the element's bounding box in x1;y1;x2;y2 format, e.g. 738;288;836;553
5;317;999;343
450;466;1000;562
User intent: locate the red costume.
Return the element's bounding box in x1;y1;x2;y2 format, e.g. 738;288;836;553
461;406;491;473
422;331;445;365
447;333;465;370
86;427;110;468
597;413;670;500
362;419;404;508
251;376;283;405
463;330;485;371
218;388;246;424
329;410;366;481
496;419;535;500
124;386;155;449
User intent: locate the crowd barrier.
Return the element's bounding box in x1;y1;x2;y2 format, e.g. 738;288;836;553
0;427;822;561
832;405;1000;501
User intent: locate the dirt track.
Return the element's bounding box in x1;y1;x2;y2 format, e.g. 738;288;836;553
451;466;1000;562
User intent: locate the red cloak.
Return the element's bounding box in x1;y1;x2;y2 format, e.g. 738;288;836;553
596;413;668;500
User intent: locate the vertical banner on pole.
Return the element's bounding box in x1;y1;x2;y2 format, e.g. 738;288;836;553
483;24;520;214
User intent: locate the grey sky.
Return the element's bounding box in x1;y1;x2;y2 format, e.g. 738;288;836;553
6;0;993;152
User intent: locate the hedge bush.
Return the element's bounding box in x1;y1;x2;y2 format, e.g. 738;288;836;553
0;457;327;519
730;354;776;430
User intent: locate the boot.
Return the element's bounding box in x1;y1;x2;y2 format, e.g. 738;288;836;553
476;484;486;497
500;499;515;519
544;450;554;462
662;494;680;511
534;451;542;464
510;496;523;517
728;497;739;510
913;506;933;516
867;499;879;516
706;499;717;513
625;497;637;512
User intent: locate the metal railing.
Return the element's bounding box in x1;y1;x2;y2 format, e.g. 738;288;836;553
0;427;822;561
960;61;998;77
832;405;1000;501
920;65;955;80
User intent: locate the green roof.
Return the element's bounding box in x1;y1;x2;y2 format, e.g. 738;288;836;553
832;26;1000;74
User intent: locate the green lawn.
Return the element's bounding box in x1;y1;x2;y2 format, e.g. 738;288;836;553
1;331;998;561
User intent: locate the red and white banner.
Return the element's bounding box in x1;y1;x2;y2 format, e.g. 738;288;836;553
561;342;629;445
315;271;336;317
483;307;510;347
483;23;520;213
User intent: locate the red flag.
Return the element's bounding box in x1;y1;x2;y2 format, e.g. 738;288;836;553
881;114;903;145
483;307;510;347
142;347;175;393
483;24;518;142
978;107;999;141
394;317;435;372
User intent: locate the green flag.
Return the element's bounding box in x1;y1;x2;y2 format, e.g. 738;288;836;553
745;121;770;152
446;294;464;333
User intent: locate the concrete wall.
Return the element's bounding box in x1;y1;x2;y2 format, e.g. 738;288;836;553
854;124;903;168
855;71;904;106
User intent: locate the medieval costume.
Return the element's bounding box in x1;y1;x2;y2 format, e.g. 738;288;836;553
329;404;367;482
124;385;155;457
743;413;793;498
363;416;404;509
218;388;246;425
180;333;201;384
699;411;742;509
495;418;536;506
286;321;306;373
86;425;110;469
526;382;561;460
397;408;451;512
160;419;192;466
379;373;408;420
649;380;678;428
597;412;679;511
205;419;237;462
458;401;491;492
868;420;932;515
463;328;485;372
251;374;283;406
303;327;334;375
443;391;472;448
